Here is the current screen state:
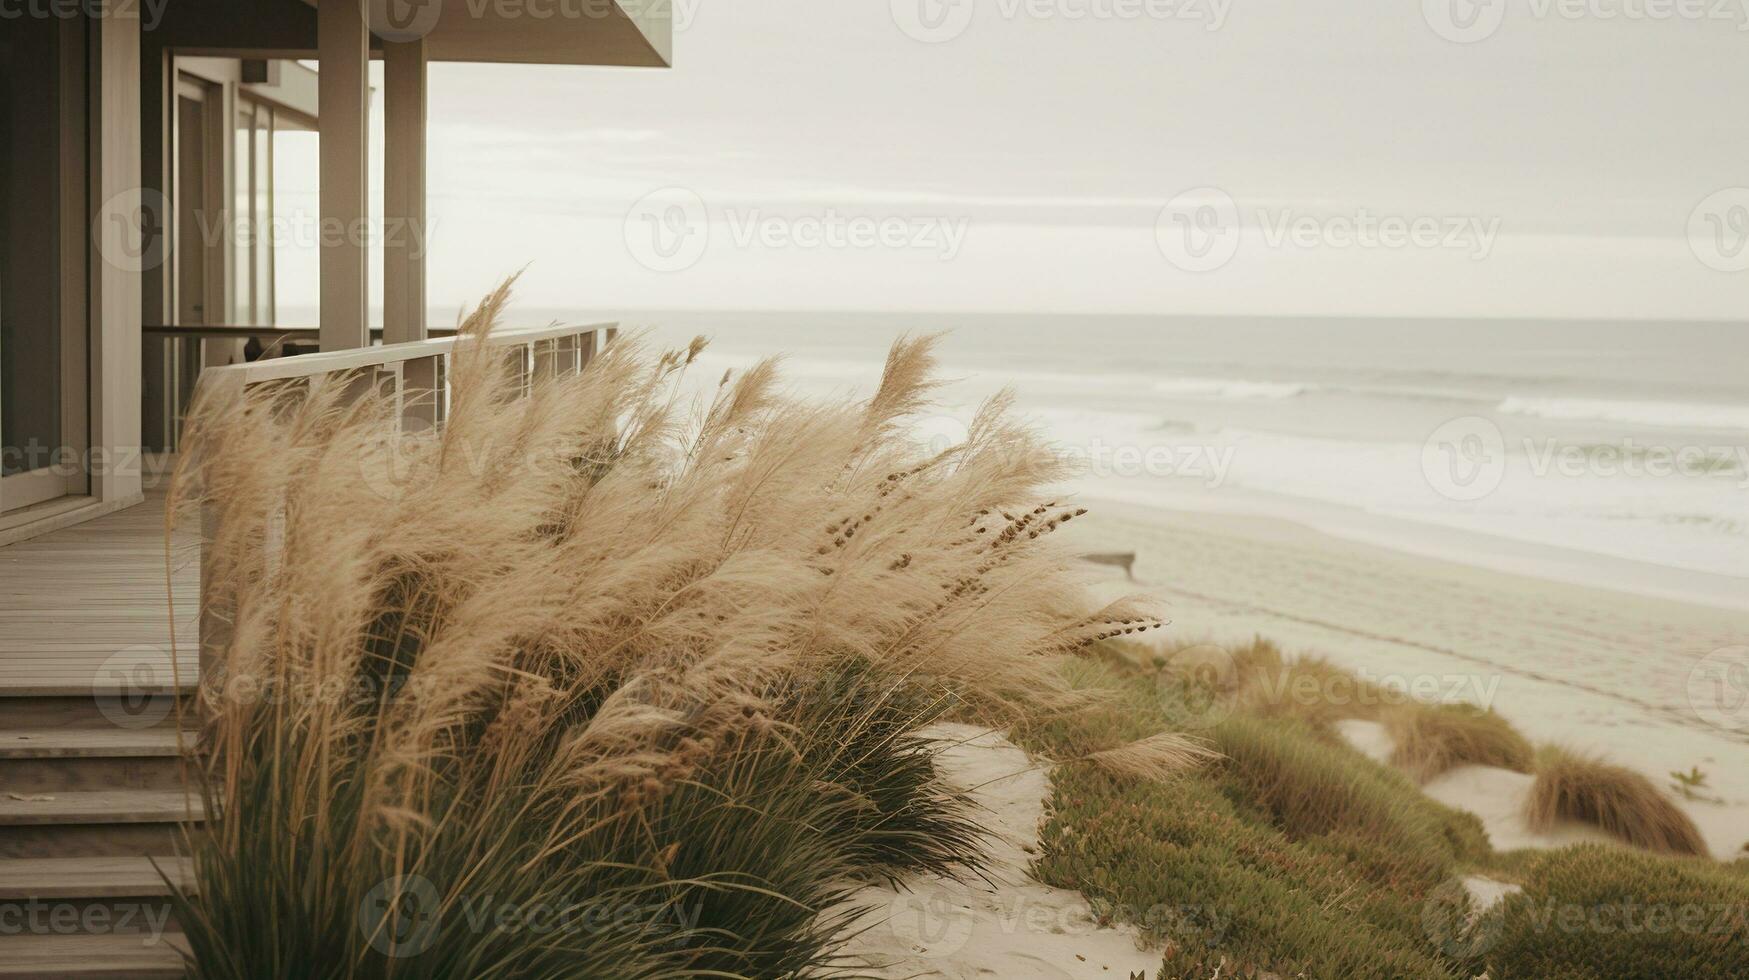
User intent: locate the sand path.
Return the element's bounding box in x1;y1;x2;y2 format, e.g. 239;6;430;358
832;724;1158;980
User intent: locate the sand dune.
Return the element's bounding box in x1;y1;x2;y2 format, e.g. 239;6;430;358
1068;501;1749;861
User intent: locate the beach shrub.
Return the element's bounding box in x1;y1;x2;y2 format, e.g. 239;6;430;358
1022;652;1479;979
1528;747;1708;857
168;286;1168;978
1481;844;1749;979
1385;702;1535;782
1209;714;1490;881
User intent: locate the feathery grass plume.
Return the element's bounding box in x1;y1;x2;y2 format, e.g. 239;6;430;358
166;284;1155;978
1383;702;1534;782
1079;731;1220;783
1527;746;1707;857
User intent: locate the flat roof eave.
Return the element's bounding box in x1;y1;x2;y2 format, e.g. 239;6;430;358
304;0;672;68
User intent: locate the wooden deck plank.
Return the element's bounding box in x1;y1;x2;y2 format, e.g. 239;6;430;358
0;486;199;697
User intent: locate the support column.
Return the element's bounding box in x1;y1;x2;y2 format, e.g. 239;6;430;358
382;38;428;345
91;11;143;506
318;0;370;351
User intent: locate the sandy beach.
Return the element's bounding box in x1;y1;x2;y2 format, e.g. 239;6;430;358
1066;499;1749;860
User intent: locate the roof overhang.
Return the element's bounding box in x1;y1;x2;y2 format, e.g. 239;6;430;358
305;0;672;67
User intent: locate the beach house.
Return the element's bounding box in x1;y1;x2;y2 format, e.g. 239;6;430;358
0;3;667;974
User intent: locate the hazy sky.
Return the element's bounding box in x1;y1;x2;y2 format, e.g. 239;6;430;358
277;0;1749;319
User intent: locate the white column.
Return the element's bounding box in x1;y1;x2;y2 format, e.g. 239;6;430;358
318;0;370;351
382;38;427;344
92;12;143;505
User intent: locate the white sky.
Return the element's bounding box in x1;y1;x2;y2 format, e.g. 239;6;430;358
275;0;1749;319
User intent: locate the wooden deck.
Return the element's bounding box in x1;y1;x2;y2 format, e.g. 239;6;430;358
0;476;199;697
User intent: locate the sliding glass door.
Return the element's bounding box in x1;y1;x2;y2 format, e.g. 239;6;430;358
0;16;88;515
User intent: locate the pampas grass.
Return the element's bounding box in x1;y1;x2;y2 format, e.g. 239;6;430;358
165;283;1172;978
1527;746;1708;857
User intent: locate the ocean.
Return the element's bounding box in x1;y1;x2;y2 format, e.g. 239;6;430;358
483;310;1749;587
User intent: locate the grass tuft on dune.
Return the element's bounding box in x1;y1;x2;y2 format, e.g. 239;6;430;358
1527;746;1709;857
1385;702;1536;782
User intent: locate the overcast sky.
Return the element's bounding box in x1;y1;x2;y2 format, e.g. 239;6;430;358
277;0;1749;320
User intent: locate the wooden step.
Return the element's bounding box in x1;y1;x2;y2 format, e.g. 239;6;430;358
0;933;187;979
0;728;190;759
0;791;203;827
0;695;190;731
0;856;194;900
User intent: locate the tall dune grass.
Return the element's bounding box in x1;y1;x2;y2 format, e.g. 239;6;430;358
165;285;1177;978
1384;702;1534;782
1527;746;1707;857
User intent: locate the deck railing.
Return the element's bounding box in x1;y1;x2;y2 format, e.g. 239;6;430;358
188;322;618;667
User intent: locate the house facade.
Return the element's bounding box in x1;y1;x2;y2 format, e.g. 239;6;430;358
0;4;666;974
0;0;670;544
